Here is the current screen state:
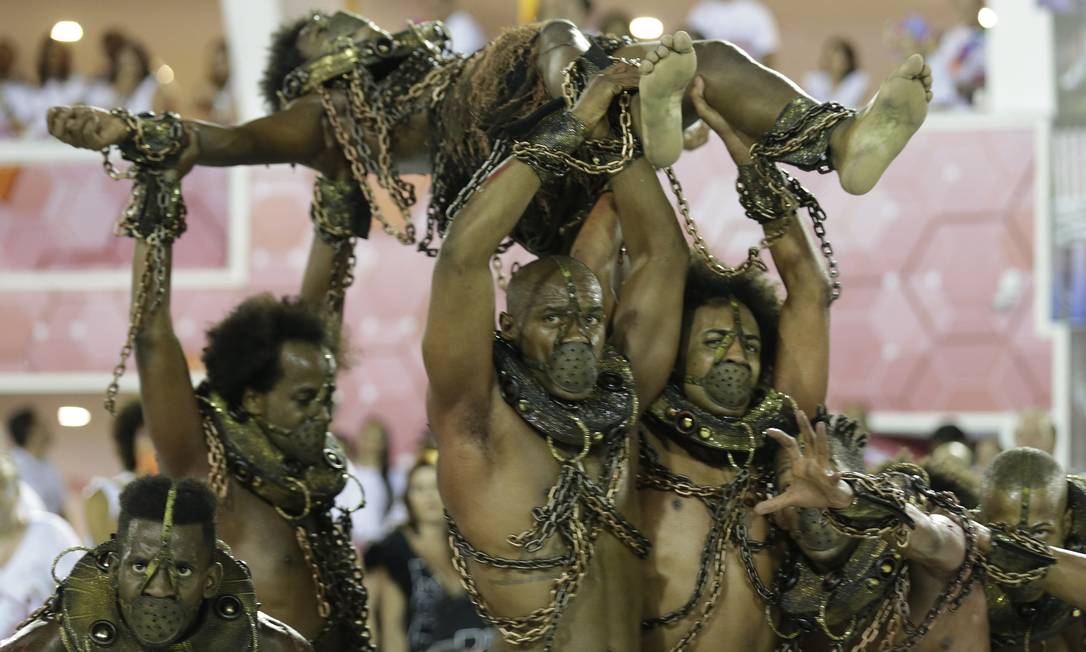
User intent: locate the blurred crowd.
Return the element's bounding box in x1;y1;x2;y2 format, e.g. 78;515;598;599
0;29;232;139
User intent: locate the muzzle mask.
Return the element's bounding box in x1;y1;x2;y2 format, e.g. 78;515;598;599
254;352;335;468
685;298;757;411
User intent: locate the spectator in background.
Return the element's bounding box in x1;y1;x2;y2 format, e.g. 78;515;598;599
337;418;407;547
24;35;85;137
802;37;869;107
5;407;65;517
974;437;1002;471
422;0;486;55
686;0;779;65
81;401;157;544
84;36;163;113
0;39;32;138
196;39;235;123
364;451;493;652
597;10;632;39
0;453;80;638
928;0;987;110
1014;407;1057;455
536;0;593;26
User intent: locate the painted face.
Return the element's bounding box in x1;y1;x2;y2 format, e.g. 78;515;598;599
503;262;607;401
246;341;335;468
296;11;388;61
981;480;1069;602
113;519;220;647
406;465;444;527
773;441;856;569
682;299;763;417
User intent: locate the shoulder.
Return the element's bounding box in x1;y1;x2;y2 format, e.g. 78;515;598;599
256;612;313;652
0;619;64;652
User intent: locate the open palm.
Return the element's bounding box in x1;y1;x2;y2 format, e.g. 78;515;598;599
755;411;854;515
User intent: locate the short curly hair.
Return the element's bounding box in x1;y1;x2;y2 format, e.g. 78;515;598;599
118;476;217;550
681;261;782;385
201;294;334;411
260;13;321;111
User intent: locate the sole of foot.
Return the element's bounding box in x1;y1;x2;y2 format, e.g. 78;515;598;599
837;53;933;195
638;31;698;169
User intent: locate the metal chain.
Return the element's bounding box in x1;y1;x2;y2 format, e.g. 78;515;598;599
202;413;229;499
295;526;332;620
979;523;1056;586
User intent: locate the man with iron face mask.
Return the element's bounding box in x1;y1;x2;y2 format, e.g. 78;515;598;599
980;448;1086;651
1;476;311;651
424;63;689;652
756;415;990;652
636;78;831;652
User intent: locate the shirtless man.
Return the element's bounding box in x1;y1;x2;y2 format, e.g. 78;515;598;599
423;61;688;652
47;11;933;257
981;448;1086;651
118;161;370;648
636;78;831;652
757;415;989;651
0;476;312;652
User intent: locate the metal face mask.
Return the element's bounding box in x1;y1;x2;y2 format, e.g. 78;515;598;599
255;365;334;468
530;260;600;397
119;485;191;647
686;299;756;411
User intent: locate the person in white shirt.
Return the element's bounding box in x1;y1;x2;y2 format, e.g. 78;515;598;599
686;0;780;65
23;36;86;138
927;0;987;110
802;37;870;107
83;37;162;114
0;39;33;138
336;419;407;547
0;453;80;638
5;408;66;517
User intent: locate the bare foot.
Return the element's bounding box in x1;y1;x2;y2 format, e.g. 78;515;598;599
834;53;933;195
638;31;697;168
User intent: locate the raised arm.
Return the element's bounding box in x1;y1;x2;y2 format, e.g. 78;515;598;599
1039;545;1086;610
569;192;622;323
131;234;209;478
691;77;831;414
47;96;326;172
608;156;690;405
423;65;638;437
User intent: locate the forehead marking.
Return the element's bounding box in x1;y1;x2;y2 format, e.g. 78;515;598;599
1019;485;1032;529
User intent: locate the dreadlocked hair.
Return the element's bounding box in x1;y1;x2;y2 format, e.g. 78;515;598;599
681;261;782;386
260;12;323;111
118;476;217;549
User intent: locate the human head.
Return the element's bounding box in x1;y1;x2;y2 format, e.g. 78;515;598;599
1014;408;1056;455
209;39;229;88
7;407;52;455
37;35;72;84
775;415;866;568
981;447;1069;602
922;457;981;509
679;263;781;417
405;451;443;531
355;418;390;468
202;294;337;466
260;10;389;111
0;39;16;79
108;39;151;86
112;401;156;475
113;476;222;647
500;256;606;401
820;37;858;80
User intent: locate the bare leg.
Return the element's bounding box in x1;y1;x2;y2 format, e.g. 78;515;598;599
618;39;933;196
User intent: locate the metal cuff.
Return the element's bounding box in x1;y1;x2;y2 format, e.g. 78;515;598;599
115;170;187;243
310;176;372;243
736;164;797;224
824;472;915;538
115;110;187;166
761;98;854;174
522;109;588;153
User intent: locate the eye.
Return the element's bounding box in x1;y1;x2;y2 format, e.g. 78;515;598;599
745;341;760;353
584;315;600;325
543;314;561;325
132;562;147;573
176;565;193;578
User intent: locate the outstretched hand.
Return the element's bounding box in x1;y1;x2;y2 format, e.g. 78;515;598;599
754;411;854;515
48;105;131;151
571;62;641;138
689;76;756;166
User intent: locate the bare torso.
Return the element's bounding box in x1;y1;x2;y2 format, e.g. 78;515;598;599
906;563;989;652
438;386;642;652
639;429;778;652
216;477;326;641
995;620;1085;652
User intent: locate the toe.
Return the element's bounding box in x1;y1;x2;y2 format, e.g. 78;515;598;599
899;53;925;76
640;59;655;74
673;30;694;52
656;45;671;59
660;33;674;49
